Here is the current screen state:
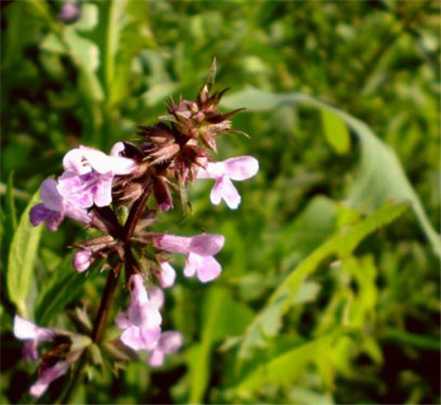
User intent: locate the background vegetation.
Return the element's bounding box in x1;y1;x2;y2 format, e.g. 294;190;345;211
1;0;440;403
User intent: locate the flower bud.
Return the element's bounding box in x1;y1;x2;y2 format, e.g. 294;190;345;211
73;249;93;272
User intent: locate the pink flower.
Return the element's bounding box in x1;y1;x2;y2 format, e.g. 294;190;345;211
197;156;259;209
29;178;90;231
72;249;93;273
149;331;183;367
158;262;176;288
29;361;69;398
13;316;54;361
59;144;136;208
153;234;225;283
116;275;163;351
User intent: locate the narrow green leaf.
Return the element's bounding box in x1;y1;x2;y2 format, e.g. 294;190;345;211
237;202;408;361
320;108;351;154
7;192;42;317
189;287;254;403
98;0;128;100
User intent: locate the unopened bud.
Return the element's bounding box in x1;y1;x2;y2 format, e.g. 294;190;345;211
73;249;93;272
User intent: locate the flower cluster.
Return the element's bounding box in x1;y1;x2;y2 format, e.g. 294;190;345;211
15;73;258;398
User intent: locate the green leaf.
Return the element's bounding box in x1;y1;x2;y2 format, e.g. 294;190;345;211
188;287;254;403
110;0;156;106
6;172;18;232
7;192;42;317
96;0;130;101
233;331;342;394
320;108;351;154
35;254;90;324
236;202;408;361
222;88;441;257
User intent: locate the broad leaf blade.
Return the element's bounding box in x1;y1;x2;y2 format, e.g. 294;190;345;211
7;192;42;317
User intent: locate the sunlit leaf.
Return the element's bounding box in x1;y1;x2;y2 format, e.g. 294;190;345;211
233;331;342;394
7;192;42;317
321;109;351;154
236;202;408;361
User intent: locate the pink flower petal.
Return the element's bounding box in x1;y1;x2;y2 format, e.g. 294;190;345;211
189;234;225;256
159;262;176;288
14;316;39;340
148;331;183;367
105;155;136;175
210;178;224;205
23;340;39;361
63;148;91;175
154;235;192;254
224;156;259;181
149;349;165;367
72;250;93;272
183;253;200;278
196;256;222;283
29;204;63;231
148;288;165;309
218;176;241;209
81;146;135;175
159;331;183;353
130;274;148;304
13;316;53;341
64;201;91;224
121;326;160;351
40;179;64;211
57;172;94;209
93;176;113;207
29;361;69;398
115;312;131;330
110;142;125;157
196;161;226;179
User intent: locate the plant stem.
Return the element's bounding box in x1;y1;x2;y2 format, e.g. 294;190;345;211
124;181;152;240
59;266;122;403
91;265;122;342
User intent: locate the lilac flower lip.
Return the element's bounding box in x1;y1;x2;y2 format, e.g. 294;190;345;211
30;361;69;398
197;155;259;209
154;233;225;283
13;316;55;361
29;178;90;231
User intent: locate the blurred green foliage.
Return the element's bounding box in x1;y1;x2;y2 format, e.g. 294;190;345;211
1;0;440;404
